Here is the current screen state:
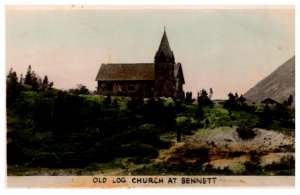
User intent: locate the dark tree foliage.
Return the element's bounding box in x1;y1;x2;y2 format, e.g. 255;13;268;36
7;87;170;167
43;75;49;86
224;92;236;110
196;103;204;119
238;95;246;105
264;156;295;175
22;65;54;91
287;95;293;106
6;68;21;108
142;98;176;131
259;104;272;128
243;161;262;175
197;89;213;107
7;67;174;168
127;96;144;111
195;89;213;119
185;91;193;104
19;74;24;85
224;92;248;111
258;100;294;129
104;95;112;105
24;65;33;86
236;125;256;140
30;71;40;91
112;98;118;107
176;130;182;142
205;119;210;128
69;84;90;95
209;88;213;99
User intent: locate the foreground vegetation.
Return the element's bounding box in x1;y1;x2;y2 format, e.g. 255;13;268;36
7;66;295;175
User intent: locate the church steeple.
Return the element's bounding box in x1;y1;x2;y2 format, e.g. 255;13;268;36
154;27;175;63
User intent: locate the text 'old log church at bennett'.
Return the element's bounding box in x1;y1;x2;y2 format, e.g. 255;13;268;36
95;28;185;99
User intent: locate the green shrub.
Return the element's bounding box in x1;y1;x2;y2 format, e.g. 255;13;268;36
264;155;295;175
236;125;256;140
244;161;262;175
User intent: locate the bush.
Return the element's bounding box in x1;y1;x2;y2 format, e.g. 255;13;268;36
104;95;111;105
236;125;256;140
243;161;262;175
115;143;159;159
264;155;295;175
30;152;60;167
184;148;210;163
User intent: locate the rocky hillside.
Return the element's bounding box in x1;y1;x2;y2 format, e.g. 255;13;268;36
244;56;295;104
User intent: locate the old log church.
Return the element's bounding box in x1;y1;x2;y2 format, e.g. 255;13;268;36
95;28;185;99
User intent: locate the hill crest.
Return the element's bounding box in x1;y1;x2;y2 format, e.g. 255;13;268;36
244;56;295;104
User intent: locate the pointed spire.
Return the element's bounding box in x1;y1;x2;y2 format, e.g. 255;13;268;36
154;27;175;63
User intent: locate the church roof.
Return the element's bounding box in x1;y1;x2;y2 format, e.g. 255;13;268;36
95;63;155;81
154;29;175;63
96;63;184;82
174;63;185;84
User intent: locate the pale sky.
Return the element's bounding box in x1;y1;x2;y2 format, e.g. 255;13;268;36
6;5;295;99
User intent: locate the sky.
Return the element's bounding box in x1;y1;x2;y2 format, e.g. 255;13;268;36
6;5;295;99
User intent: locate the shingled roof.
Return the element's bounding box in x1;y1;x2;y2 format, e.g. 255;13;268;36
95;63;155;81
154;29;175;63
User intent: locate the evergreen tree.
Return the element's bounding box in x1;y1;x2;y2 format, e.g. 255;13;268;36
260;103;272;128
43;75;49;86
7;68;18;82
197;89;213;107
49;81;54;89
209;88;213;99
31;71;40;91
201;89;208;99
287;95;293;106
185;91;193;104
238;95;246;106
41;75;50;90
225;92;242;111
24;65;32;85
69;84;90;95
7;68;20;108
196;102;204;119
104;95;112;105
19;74;24;85
235;92;239;100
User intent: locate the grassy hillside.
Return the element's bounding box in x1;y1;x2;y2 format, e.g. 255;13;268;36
6;68;295;175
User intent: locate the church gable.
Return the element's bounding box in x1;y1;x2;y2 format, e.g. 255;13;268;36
174;63;185;84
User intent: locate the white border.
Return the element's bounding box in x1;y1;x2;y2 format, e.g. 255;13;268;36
0;1;298;195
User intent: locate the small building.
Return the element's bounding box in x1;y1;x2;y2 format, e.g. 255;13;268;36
261;98;280;105
95;28;185;99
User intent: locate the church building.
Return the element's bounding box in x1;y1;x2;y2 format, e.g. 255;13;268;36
95;28;185;99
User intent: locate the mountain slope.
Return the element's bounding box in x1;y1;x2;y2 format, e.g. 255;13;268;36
244;56;295;104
